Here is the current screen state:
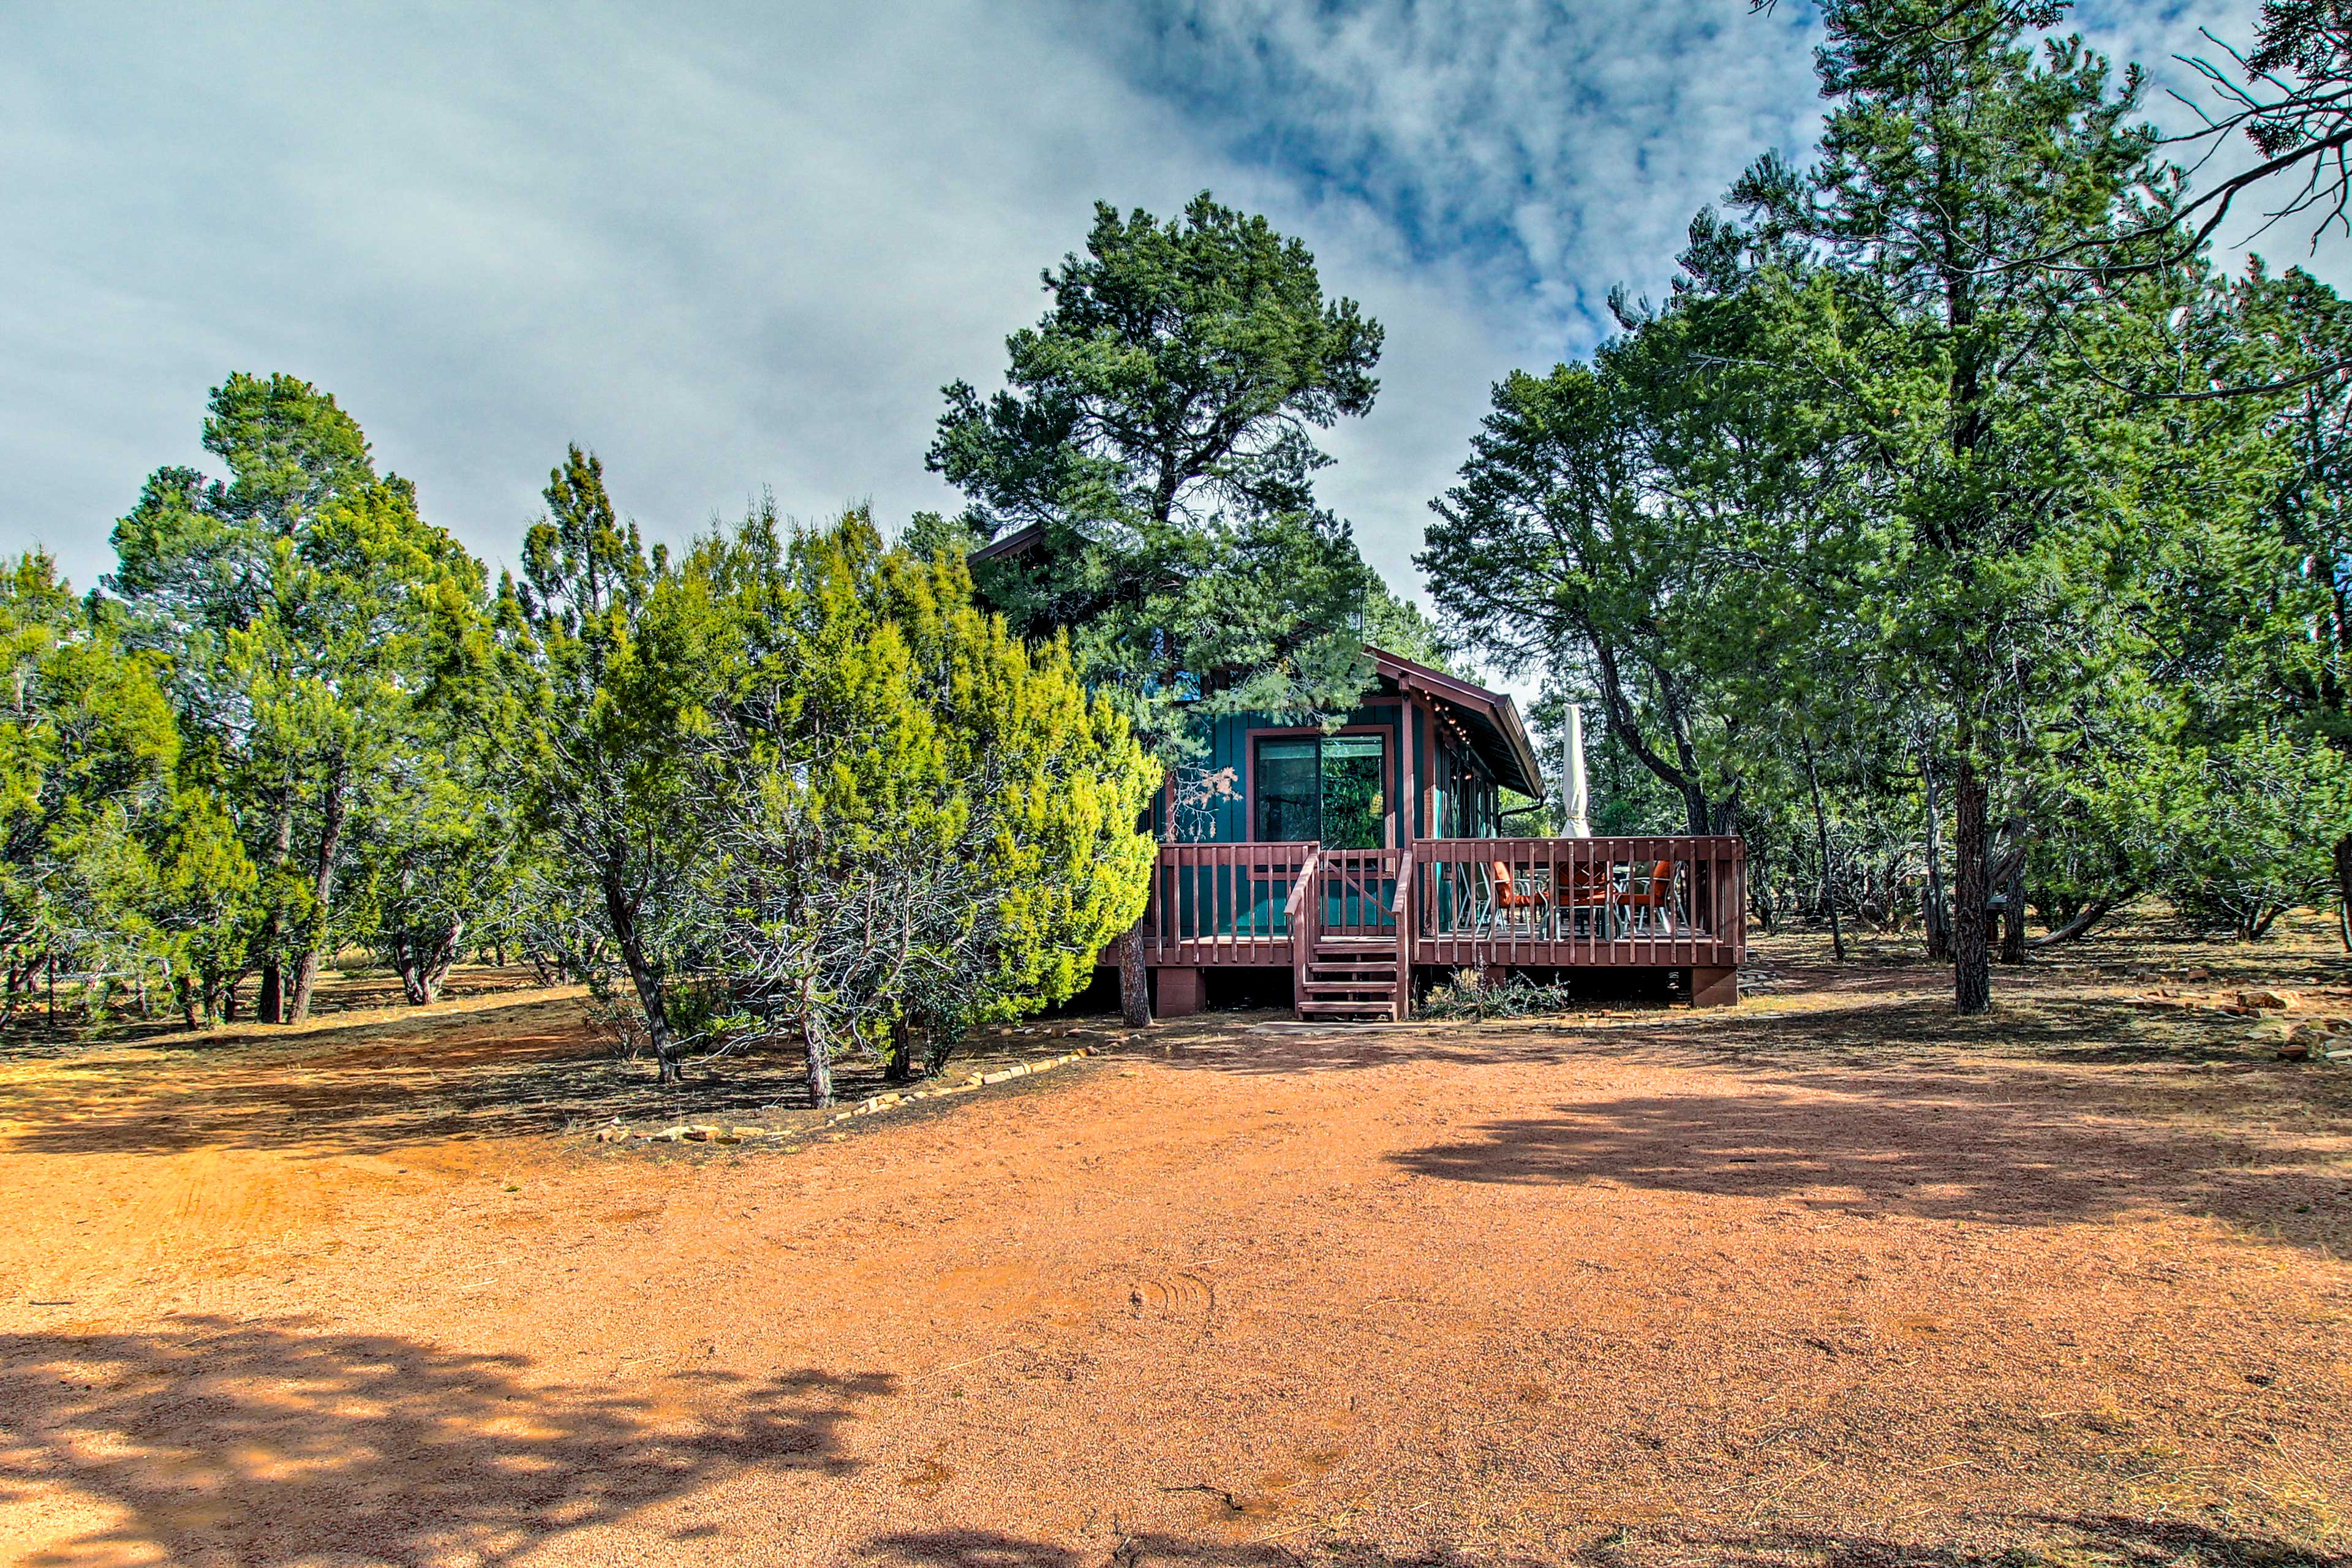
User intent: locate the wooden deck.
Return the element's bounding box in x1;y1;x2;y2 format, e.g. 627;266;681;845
1409;836;1746;973
1137;835;1746;1011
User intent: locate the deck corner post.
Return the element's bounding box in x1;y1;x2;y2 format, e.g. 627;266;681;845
1690;965;1738;1008
1156;966;1202;1019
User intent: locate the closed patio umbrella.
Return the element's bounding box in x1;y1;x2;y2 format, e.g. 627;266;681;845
1562;703;1591;838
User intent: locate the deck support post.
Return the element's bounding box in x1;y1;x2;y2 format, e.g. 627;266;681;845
1156;967;1202;1019
1690;965;1737;1008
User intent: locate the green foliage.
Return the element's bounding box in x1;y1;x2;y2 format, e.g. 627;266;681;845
693;508;1158;1100
0;551;256;1022
2150;730;2350;939
496;446;729;1080
355;731;516;1005
148;788;259;1023
930;192;1394;756
1425;0;2345;981
496;465;1158;1100
105;374;488;1023
1419;968;1578;1020
1362;586;1454;674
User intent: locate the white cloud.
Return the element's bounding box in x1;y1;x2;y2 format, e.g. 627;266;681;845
2;0;2319;652
1070;0;1833;342
0;2;1261;585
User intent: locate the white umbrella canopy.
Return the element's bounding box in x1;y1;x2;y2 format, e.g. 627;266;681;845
1562;703;1591;838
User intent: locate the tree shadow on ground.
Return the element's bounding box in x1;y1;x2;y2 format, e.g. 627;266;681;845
0;994;1118;1158
0;968;559;1064
0;1317;893;1567
1385;1064;2348;1251
862;1532;1392;1567
1148;985;2147;1078
1122;974;2352;1254
858;1517;2350;1567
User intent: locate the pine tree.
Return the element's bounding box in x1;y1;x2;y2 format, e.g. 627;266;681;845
107;375;480;1022
499;446;738;1085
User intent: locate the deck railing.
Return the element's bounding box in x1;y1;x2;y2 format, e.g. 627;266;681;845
1317;846;1403;938
1140;835;1744;971
1138;840;1318;965
1411;835;1745;970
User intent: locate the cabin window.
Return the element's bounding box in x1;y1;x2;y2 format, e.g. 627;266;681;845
1253;734;1386;847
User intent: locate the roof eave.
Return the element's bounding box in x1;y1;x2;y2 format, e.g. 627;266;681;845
1365;646;1545;798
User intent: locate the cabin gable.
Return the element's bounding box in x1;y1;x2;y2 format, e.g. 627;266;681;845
1152;649;1536;846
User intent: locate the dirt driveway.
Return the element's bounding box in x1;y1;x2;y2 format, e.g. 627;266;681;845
1;935;2348;1567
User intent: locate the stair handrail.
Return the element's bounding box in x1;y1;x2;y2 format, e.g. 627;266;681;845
1389;852;1414;1020
1287;848;1321;1014
1283;848;1321;920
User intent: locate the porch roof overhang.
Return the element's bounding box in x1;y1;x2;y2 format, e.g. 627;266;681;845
1365;646;1545;799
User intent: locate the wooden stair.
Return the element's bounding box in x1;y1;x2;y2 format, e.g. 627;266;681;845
1295;936;1404;1021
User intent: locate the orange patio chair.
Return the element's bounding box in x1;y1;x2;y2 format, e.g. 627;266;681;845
1618;859;1680;934
1489;859;1550;936
1555;861;1615;938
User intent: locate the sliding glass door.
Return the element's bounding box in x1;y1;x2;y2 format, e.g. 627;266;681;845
1253;733;1387;847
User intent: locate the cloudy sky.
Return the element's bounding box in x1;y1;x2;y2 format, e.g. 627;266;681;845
0;0;2314;632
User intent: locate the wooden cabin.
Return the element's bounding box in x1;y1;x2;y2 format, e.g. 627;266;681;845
1129;647;1746;1020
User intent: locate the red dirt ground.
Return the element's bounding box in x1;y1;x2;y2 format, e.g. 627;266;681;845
1;927;2348;1567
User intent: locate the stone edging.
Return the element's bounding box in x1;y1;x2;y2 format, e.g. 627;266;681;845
591;1046;1099;1145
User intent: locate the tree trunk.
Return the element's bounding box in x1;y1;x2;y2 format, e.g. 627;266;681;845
2337;833;2352;954
285;768;350;1025
257;790;297;1023
1921;757;1950;962
603;880;677;1085
394;920;464;1005
2030;894;2122;949
1683;780;1711;839
1802;735;1845;961
620;944;677;1090
257;960;284;1023
923;1018;957;1076
420;932;459;1004
885;1018;914;1084
287;951;323;1022
1951;752;1991;1014
801;1004;832;1108
1999;863;2027;965
1118;928;1151;1028
620;943;676;1082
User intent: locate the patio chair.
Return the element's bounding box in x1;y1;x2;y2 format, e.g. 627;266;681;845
1555;861;1615;938
1490;859;1548;937
1618;859;1680;935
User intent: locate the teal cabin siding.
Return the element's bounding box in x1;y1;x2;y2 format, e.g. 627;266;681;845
1153;693;1509;849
